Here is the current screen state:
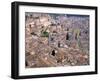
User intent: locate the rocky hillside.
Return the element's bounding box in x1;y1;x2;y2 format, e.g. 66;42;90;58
25;12;89;68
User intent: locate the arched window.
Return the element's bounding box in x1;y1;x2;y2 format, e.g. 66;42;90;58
66;32;69;40
51;50;56;56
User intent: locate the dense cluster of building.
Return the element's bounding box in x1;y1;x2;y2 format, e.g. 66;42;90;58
25;12;89;68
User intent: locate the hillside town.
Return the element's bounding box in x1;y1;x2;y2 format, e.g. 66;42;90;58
25;12;89;68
